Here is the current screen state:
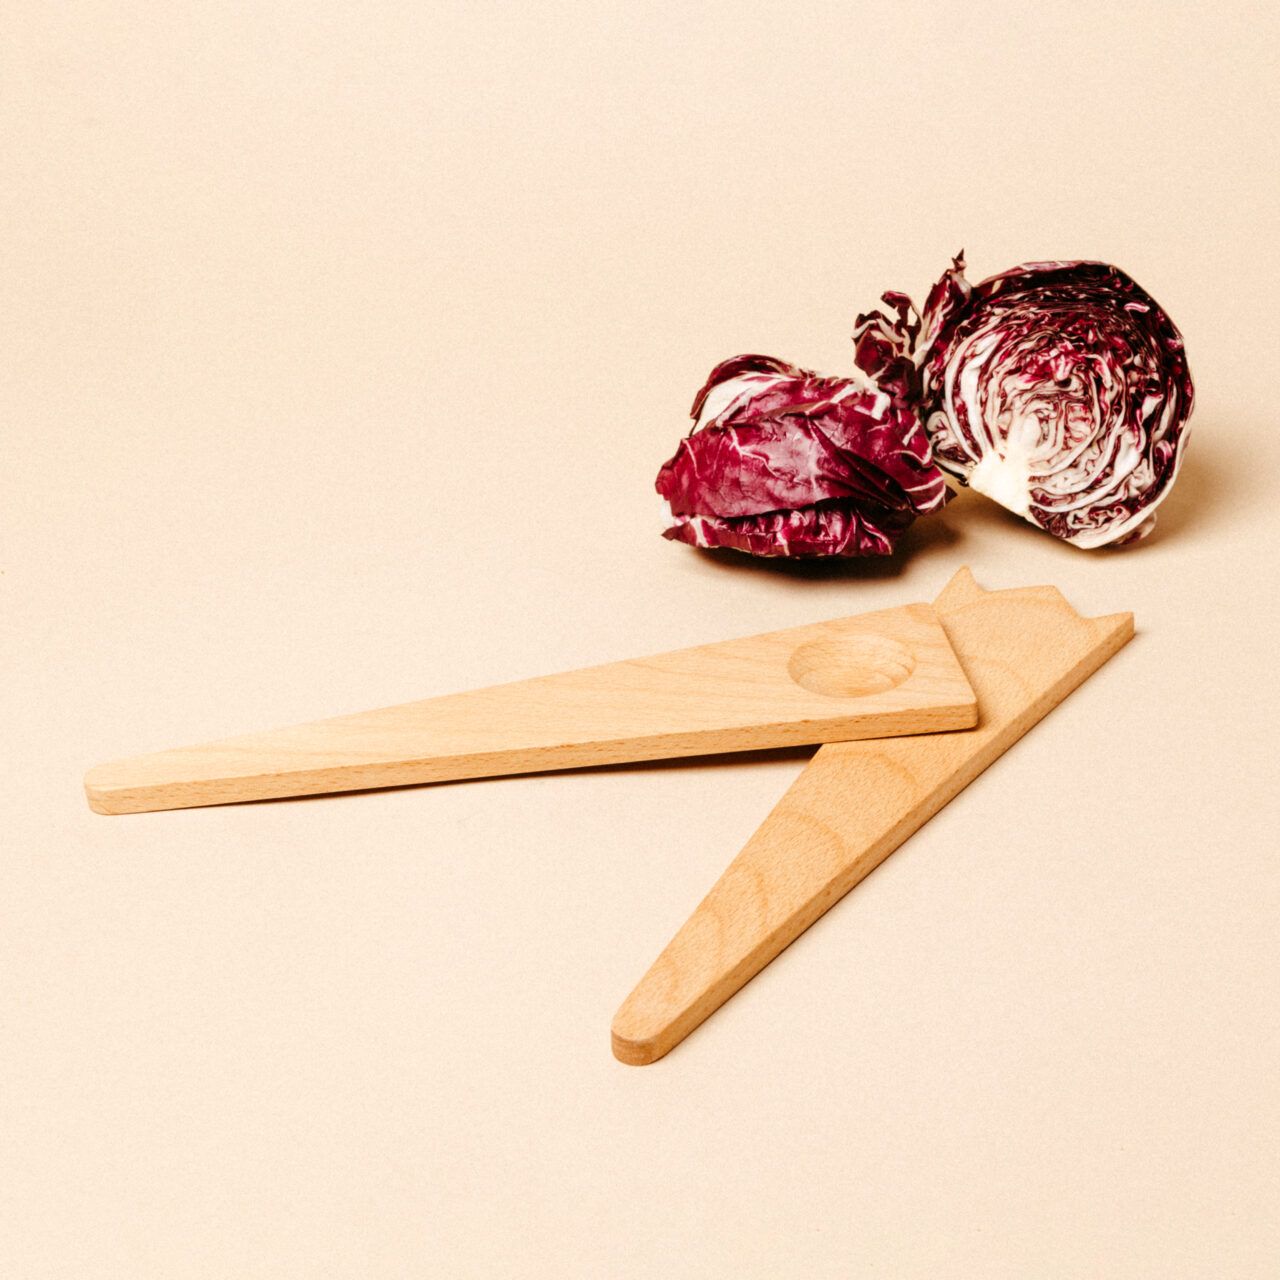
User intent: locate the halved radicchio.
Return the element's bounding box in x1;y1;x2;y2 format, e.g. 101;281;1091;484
655;354;950;557
854;255;1194;548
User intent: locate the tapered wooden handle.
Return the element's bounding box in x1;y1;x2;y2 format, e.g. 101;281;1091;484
85;602;976;814
611;567;1134;1065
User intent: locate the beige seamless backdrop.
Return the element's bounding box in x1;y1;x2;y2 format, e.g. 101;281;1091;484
3;2;1279;1276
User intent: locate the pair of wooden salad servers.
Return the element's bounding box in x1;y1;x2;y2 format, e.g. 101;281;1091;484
84;567;1133;1068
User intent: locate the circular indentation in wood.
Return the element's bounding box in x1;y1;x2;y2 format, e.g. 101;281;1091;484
786;633;916;698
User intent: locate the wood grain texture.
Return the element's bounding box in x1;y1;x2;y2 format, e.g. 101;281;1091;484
84;602;976;815
611;567;1134;1065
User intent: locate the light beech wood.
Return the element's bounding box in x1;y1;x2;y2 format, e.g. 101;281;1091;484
84;602;976;815
611;568;1134;1065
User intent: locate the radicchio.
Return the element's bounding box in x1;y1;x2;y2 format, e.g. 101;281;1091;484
854;255;1194;548
655;354;950;557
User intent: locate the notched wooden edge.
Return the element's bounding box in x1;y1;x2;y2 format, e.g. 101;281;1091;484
936;566;1135;638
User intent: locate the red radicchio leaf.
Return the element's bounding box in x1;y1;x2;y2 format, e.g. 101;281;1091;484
857;255;1194;548
655;354;950;558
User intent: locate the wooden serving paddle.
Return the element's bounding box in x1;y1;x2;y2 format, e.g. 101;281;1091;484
611;567;1134;1065
84;602;976;815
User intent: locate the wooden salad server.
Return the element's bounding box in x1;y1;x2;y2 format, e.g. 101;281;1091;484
84;602;977;815
611;567;1134;1065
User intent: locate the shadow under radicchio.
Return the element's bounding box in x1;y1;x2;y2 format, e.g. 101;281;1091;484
690;503;962;581
1138;421;1252;546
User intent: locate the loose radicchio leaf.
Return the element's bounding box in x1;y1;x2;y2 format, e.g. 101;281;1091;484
655;354;950;558
855;254;1194;548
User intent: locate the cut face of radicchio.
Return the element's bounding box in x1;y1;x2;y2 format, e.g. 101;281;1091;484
655;354;950;557
854;256;1194;548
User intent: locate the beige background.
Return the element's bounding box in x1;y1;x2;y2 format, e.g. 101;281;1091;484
4;2;1279;1275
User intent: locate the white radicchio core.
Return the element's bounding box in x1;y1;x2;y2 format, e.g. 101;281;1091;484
853;255;1195;548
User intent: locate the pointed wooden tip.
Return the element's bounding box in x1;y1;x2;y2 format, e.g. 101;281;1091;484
933;565;983;610
84;767;130;815
611;1024;665;1067
1091;611;1136;646
84;761;200;815
611;986;684;1066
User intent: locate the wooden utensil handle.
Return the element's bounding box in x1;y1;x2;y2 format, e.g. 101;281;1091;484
85;603;976;814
